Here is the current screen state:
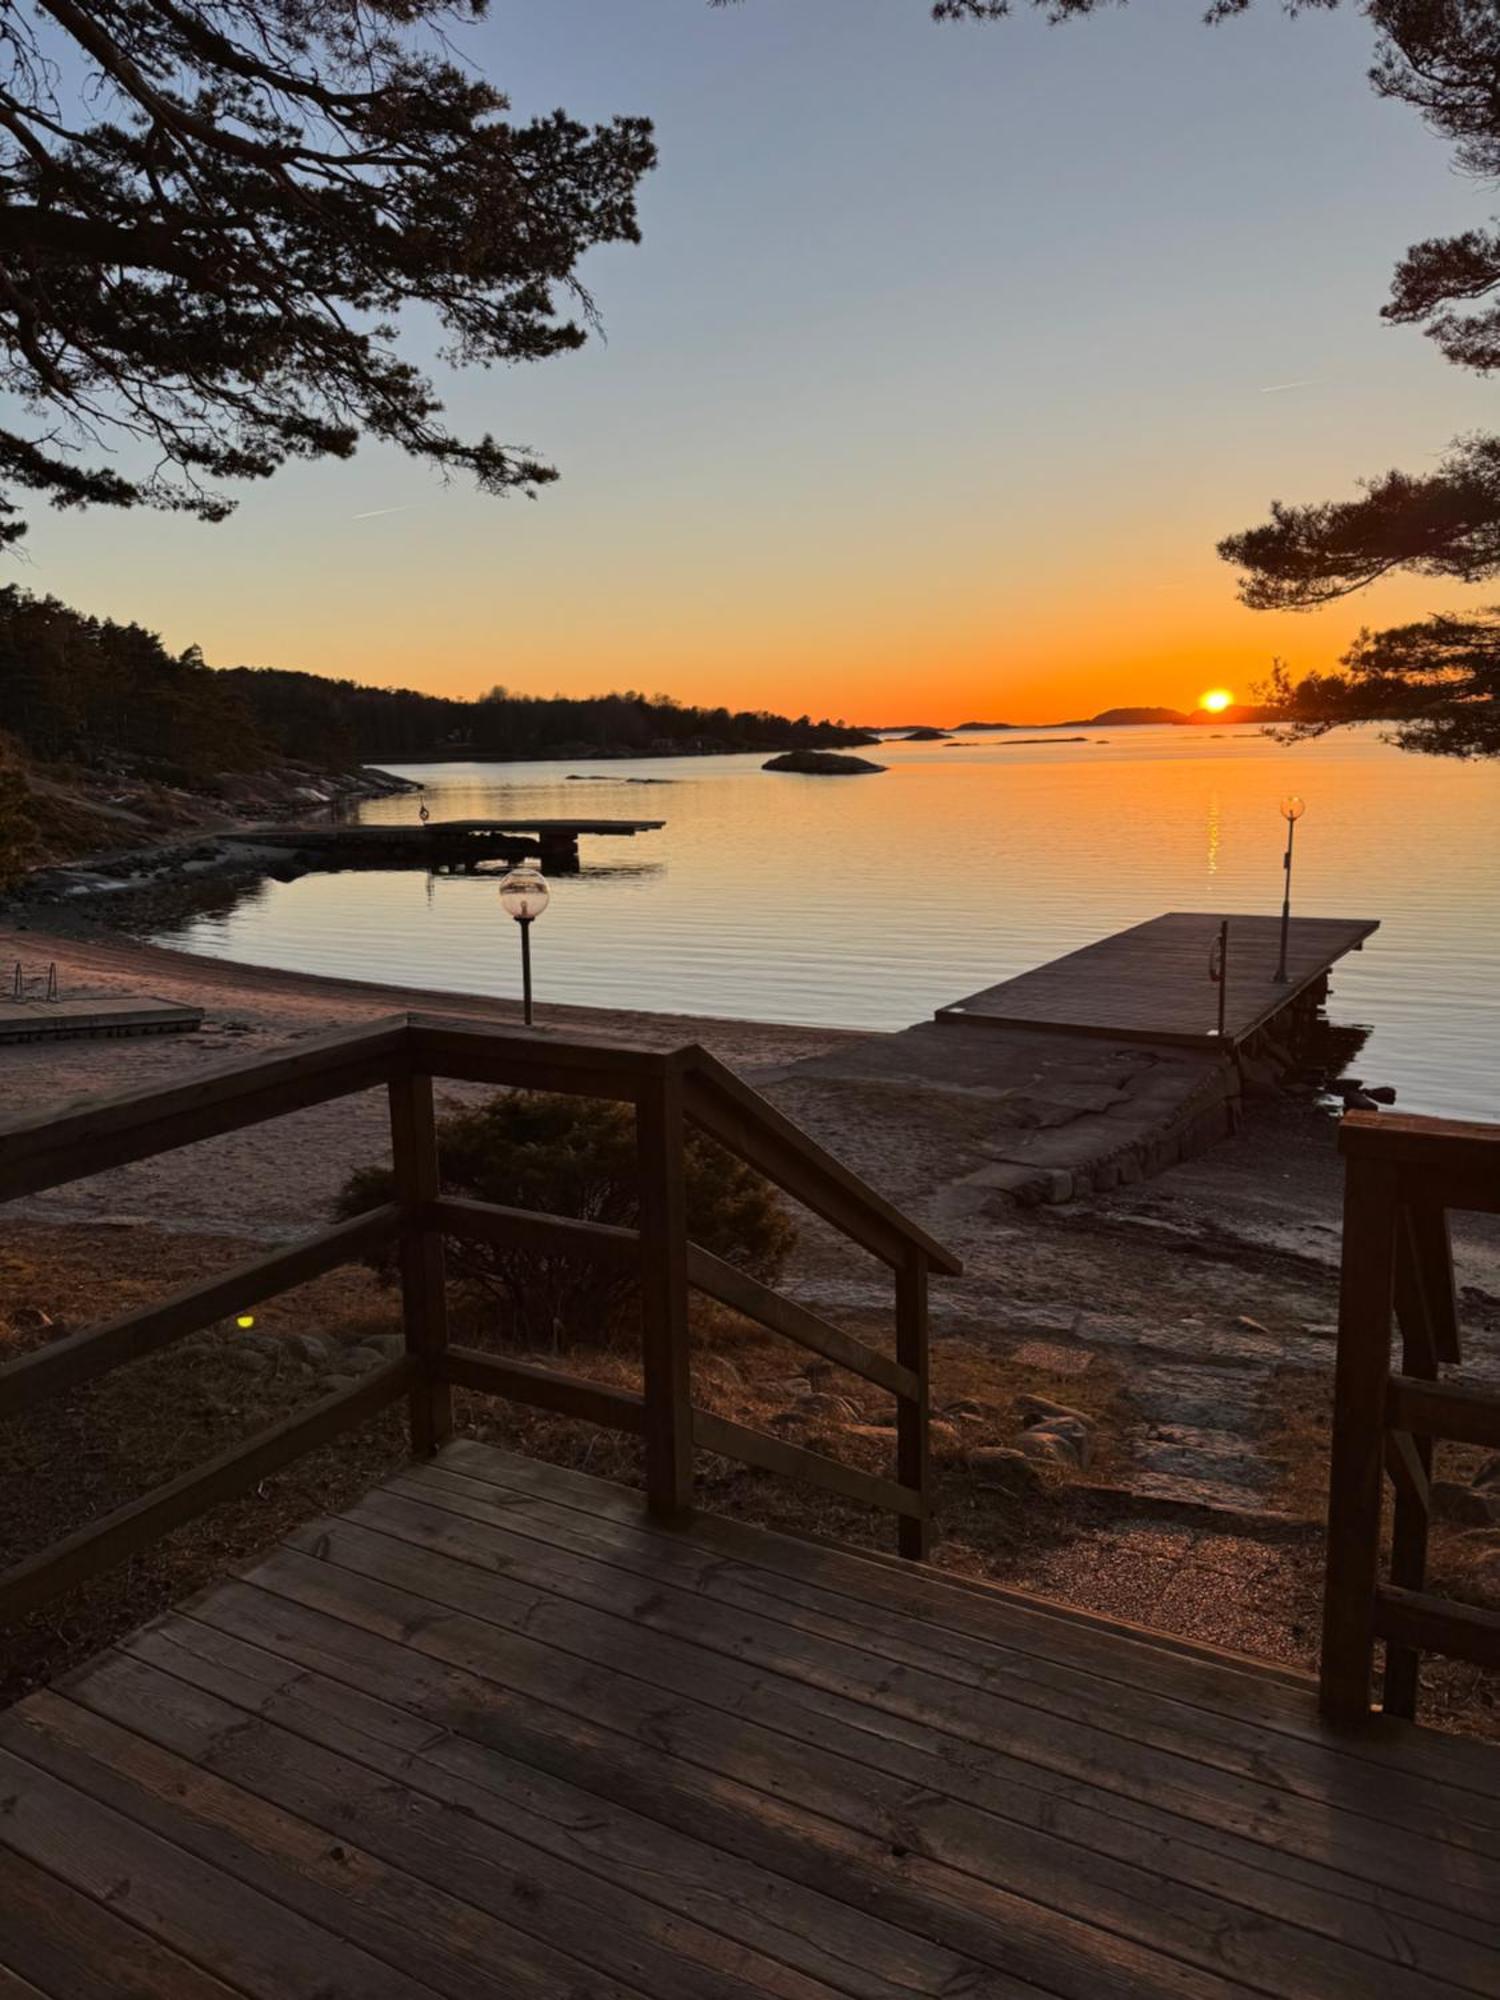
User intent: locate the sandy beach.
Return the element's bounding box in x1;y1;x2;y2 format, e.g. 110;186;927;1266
0;918;857;1234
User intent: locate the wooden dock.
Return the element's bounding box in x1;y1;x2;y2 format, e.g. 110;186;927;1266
938;911;1378;1050
4;1439;1498;2000
0;996;203;1044
223;816;665;874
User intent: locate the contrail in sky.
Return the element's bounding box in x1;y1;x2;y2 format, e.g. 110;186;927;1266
352;504;416;520
1259;380;1316;394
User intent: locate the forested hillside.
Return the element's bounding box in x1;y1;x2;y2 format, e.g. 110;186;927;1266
0;588;866;779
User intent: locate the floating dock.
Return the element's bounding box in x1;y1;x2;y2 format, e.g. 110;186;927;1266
937;912;1378;1050
0;997;203;1045
222;817;664;875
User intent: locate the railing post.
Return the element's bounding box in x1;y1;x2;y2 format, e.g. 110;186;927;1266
637;1068;692;1522
1319;1154;1398;1727
389;1068;452;1459
1384;1204;1444;1718
896;1250;931;1561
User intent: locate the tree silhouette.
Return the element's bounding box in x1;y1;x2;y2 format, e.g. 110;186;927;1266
0;0;655;546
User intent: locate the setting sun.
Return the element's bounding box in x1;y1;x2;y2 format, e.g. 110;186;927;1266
1199;689;1234;713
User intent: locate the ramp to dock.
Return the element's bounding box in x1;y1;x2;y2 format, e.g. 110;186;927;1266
938;912;1377;1050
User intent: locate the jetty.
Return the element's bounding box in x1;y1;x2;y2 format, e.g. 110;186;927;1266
0;995;203;1044
223;816;665;875
939;911;1378;1050
779;910;1381;1206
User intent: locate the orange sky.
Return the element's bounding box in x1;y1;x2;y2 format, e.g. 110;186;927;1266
14;2;1495;727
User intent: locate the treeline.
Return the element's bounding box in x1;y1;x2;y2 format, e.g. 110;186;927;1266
0;587;866;779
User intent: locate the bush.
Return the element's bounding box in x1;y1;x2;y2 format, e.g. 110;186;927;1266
337;1089;796;1347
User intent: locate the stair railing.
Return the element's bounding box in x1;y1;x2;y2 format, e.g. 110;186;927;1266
0;1013;960;1625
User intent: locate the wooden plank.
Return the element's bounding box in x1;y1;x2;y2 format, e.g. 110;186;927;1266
196;1566;1255;2000
0;1361;413;1623
894;1253;929;1560
0;1745;431;2000
432;1194;639;1267
0;1844;242;2000
389;1071;451;1456
1384;1430;1431;1514
685;1243;916;1400
691;1408;922;1520
1414;1204;1461;1365
1319;1156;1399;1728
0;1205;400;1417
188;1566;1500;1973
1387;1375;1500;1450
6;1687;700;2000
0;997;203;1045
236;1538;1492;1991
123;1613;989;2000
407;1016;667;1100
681;1056;962;1275
637;1072;693;1521
0;1017;409;1202
937;913;1378;1051
439;1346;646;1433
434;1442;1500;1808
1341;1108;1500;1177
1375;1588;1500;1672
378;1461;1500;1859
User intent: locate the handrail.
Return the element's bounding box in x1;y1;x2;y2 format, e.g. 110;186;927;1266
679;1046;962;1274
1;1013;961;1621
1320;1108;1500;1726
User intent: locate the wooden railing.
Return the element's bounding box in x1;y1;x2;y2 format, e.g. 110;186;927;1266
1321;1109;1500;1727
0;1013;960;1626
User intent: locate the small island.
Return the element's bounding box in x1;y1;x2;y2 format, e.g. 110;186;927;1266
762;750;887;775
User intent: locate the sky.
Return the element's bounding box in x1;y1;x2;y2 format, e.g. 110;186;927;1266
13;0;1500;722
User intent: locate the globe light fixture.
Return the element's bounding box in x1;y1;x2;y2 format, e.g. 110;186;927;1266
498;862;549;1025
1274;796;1306;984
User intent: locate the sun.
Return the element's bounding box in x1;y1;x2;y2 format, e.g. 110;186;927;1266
1199;688;1234;713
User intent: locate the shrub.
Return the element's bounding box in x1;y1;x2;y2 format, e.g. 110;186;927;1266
337;1089;796;1347
0;734;33;890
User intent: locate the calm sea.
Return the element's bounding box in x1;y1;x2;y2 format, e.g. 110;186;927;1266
152;725;1500;1120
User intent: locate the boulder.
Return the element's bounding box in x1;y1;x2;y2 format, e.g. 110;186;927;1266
286;1332;333;1366
966;1446;1044;1497
762;751;886;776
1016;1428;1083;1468
338;1344;390;1376
1015;1394;1090;1428
1431;1480;1500;1527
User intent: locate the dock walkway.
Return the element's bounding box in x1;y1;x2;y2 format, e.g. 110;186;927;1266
4;1440;1498;1999
938;912;1378;1050
224;817;665;874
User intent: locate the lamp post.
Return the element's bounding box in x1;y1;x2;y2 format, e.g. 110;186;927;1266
498;862;549;1026
1273;794;1305;984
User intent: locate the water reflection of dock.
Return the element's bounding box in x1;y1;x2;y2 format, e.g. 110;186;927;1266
222;817;665;875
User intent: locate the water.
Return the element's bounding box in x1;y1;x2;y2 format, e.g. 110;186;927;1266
151;725;1500;1119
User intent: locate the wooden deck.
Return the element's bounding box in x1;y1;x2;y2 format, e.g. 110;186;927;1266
937;911;1378;1049
0;996;203;1044
3;1442;1498;2000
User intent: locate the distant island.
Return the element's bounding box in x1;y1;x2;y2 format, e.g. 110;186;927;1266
947;704;1275;731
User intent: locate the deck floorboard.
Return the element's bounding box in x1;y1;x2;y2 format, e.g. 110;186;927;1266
2;1442;1496;1998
